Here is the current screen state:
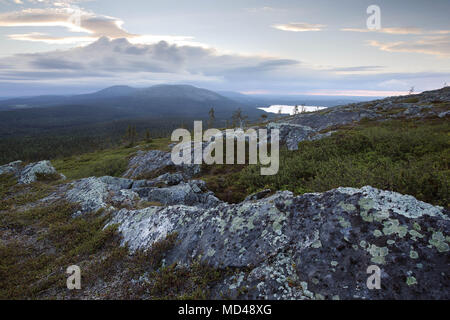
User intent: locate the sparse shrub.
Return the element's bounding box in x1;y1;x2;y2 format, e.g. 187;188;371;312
35;172;62;182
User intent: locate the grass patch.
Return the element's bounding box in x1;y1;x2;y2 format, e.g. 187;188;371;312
148;260;225;299
400;97;420;103
35;172;63;182
0;201;119;299
0;176;55;211
52;138;171;180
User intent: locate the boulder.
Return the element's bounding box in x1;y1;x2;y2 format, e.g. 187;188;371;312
66;177;111;213
267;122;315;150
1;159;64;184
107;186;449;299
98;176;134;190
123;150;172;179
18;160;63;184
0;160;23;176
134;180;220;208
123;149;201;180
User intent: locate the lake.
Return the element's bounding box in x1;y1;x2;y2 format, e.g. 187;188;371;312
258;105;327;115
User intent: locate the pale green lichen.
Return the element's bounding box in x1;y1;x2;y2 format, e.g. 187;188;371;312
331;260;338;267
373;229;383;237
368;244;389;264
382;219;407;238
409;229;424;241
406;276;417;286
338;216;351;228
311;239;322;248
206;248;216;257
272;220;283;234
359;198;375;222
413;222;421;231
429;231;449;252
230;216;245;233
387;239;395;245
339;202;356;213
315;293;325;300
360;240;367;248
358;198;390;222
410;250;419;259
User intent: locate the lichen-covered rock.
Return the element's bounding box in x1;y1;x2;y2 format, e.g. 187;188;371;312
66;177;111;213
0;160;23;176
107;186;449;299
123;149;201;180
63;174;219;213
134;180;220;208
267;123;315;150
18;160;63;184
65;176;141;213
1;159;65;184
123;150;172;179
287;108;376;132
98;176;134;190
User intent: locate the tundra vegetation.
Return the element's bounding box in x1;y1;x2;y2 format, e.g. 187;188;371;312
202;118;449;208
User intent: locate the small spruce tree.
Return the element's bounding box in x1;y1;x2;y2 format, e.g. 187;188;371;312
208;107;215;129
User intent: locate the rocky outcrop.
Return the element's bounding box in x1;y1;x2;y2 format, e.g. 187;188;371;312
63;176;140;215
123;150;172;179
107;186;449;299
0;160;23;176
62;174;219;214
134;180;220;208
0;160;64;184
123;149;201;181
267;123;315;150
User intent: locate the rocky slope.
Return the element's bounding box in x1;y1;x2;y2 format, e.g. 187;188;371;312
0;87;449;299
269;86;450;150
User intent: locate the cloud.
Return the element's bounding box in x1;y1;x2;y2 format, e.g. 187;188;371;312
368;35;450;57
0;7;133;40
0;37;304;84
327;66;384;73
0;7;202;46
5;0;91;5
341;27;450;35
247;6;286;14
341;27;424;35
272;22;326;32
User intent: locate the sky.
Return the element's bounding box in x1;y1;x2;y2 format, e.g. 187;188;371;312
0;0;449;97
